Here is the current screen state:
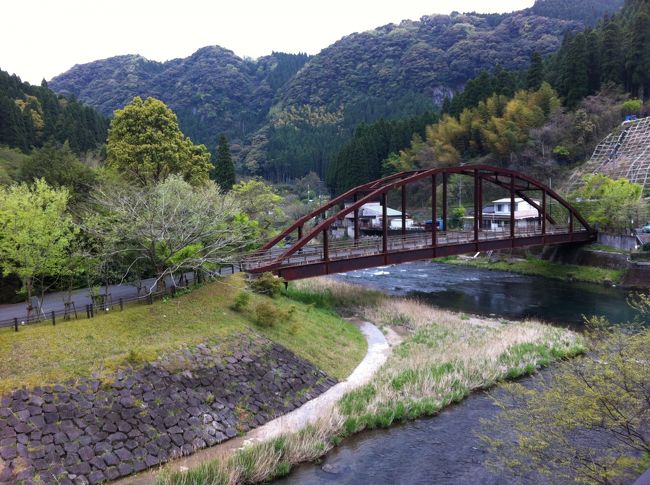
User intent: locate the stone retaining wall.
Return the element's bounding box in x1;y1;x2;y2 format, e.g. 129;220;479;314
0;332;336;484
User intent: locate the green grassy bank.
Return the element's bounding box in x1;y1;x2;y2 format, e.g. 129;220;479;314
0;274;366;395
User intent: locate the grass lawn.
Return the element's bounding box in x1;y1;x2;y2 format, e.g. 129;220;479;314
0;274;366;395
445;256;624;284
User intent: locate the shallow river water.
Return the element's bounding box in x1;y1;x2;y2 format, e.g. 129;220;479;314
278;261;646;484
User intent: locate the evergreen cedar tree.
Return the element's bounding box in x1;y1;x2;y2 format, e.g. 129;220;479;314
212;134;236;192
0;69;108;153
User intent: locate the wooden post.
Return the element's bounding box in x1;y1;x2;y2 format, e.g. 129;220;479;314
119;298;124;311
14;317;18;332
510;176;516;239
323;229;329;261
432;174;437;247
442;173;448;232
51;311;55;326
382;192;388;254
401;184;407;236
541;190;547;235
474;170;479;242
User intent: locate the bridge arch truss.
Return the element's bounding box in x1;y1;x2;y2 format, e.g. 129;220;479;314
243;165;596;280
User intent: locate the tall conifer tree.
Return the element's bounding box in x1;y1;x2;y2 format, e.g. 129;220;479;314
213;134;236;191
526;52;545;90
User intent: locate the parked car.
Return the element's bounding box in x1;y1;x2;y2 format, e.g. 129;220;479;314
641;223;650;233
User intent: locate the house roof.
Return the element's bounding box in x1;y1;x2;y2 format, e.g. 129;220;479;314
344;202;407;218
490;197;540;204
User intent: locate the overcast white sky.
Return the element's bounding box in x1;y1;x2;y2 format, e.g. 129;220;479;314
1;0;534;85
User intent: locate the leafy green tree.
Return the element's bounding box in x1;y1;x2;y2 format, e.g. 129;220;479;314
0;179;77;316
88;176;255;290
570;174;647;232
106;97;212;186
18;141;96;202
212;134;236;191
231;179;285;240
482;303;650;484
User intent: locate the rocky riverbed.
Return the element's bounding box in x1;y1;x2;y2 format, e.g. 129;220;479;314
0;332;336;484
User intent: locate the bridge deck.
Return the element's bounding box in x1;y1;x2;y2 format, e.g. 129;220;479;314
243;225;594;280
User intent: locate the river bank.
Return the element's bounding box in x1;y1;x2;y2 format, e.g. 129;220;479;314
443;254;625;285
159;278;584;485
0;275;367;484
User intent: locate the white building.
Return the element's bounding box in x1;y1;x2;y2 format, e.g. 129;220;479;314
341;202;414;237
481;198;540;230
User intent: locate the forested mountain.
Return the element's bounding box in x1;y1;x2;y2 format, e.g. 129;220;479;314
365;0;650;193
252;10;585;180
326;112;438;194
49;0;625;181
526;0;625;26
50;49;310;152
0;69;108;153
546;0;650;105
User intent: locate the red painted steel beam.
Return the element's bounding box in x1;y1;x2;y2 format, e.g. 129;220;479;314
253;164;594;268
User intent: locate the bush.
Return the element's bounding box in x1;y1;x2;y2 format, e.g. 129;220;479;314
642;242;650;252
254;301;296;328
249;272;285;298
255;302;281;327
231;291;251;312
623;98;642;115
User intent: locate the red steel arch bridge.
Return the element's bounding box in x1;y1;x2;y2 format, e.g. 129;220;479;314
242;165;596;281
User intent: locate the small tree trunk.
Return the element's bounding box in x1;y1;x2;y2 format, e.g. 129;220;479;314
25;278;33;321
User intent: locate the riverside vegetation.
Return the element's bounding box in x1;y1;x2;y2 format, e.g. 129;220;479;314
159;278;584;484
443;255;625;284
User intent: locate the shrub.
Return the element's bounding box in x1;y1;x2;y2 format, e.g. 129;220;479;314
642;242;650;252
552;144;571;162
249;272;285;298
622;98;642;115
255;301;281;327
231;291;251;312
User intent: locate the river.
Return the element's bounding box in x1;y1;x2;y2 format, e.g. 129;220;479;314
277;261;646;484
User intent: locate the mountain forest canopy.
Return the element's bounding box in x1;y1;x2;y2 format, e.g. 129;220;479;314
0;69;108;153
48;0;616;182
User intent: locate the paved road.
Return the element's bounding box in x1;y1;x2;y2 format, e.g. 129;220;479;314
0;266;239;326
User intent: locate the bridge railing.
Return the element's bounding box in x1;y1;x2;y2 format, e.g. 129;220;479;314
241;224;585;271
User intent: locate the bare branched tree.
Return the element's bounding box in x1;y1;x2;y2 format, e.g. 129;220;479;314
85;175;258;293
